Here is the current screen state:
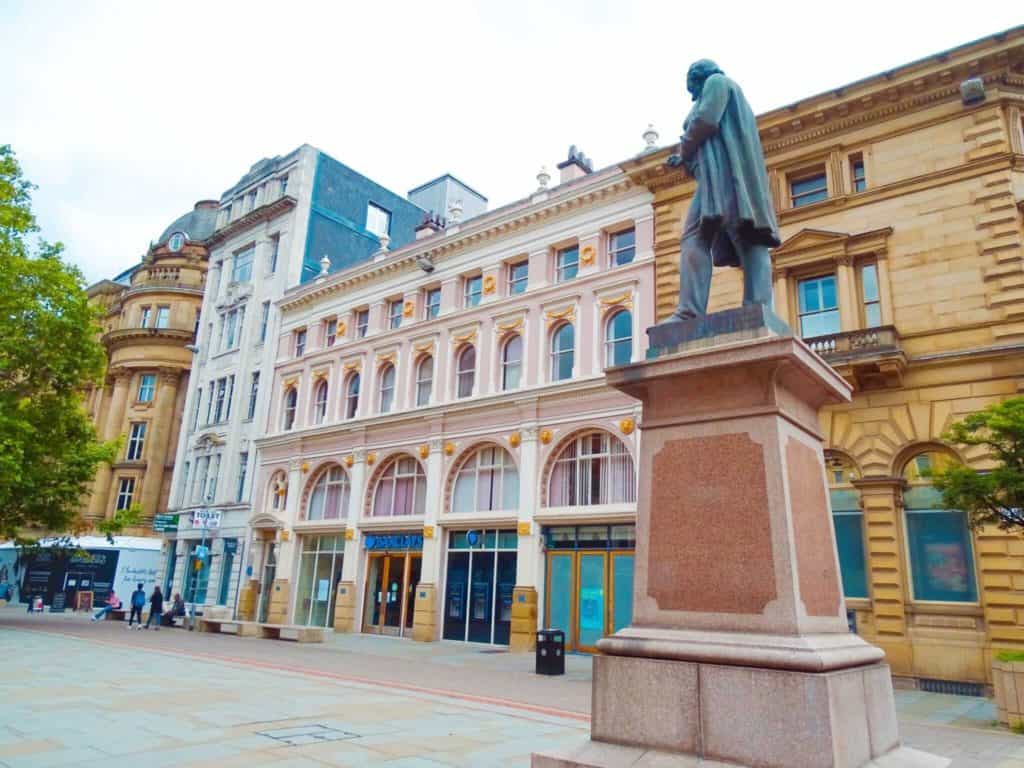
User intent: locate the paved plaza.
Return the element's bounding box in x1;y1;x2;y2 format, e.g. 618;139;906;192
0;608;1022;767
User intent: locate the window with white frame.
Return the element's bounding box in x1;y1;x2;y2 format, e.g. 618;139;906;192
797;274;840;338
425;287;441;319
247;372;260;420
605;310;633;367
126;422;147;461
268;234;280;273
415;356;433;406
550;323;575;381
313;379;329;424
139;306;151;328
232;247;254;283
355;309;369;338
206;454;220;502
556;245;579;282
213;377;227;422
344;373;360;419
192;456;209;503
861;263;881;328
508;261;528;295
115;477;135;511
548;432;636;507
456;345;475;398
192;388;203;430
155;306;170;328
452;446;519;514
501;335;522;390
388;299;403;330
464;276;482;308
325;318;338;347
236;452;249;503
282;387;298;430
294;328;307;356
137;374;156;403
609;229;636;266
378;364;396;413
259;301;270;343
789;168;828;208
371;456;426;517
307;465;350;521
366;203;391;238
279;175;289;197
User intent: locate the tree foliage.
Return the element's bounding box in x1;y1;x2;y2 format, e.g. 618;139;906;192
0;144;117;539
930;397;1024;531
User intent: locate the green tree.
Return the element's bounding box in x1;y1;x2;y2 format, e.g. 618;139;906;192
930;397;1024;531
0;144;117;539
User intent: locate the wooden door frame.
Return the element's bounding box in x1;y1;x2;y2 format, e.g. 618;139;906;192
575;551;609;654
545;551;578;651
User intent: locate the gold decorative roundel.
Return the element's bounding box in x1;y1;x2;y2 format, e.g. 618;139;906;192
580;245;596;265
483;275;497;295
539;429;553;445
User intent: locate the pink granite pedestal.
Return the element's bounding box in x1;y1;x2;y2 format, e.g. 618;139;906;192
533;332;947;768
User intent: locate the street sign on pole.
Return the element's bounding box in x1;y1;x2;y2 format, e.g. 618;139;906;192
191;509;222;530
152;513;179;533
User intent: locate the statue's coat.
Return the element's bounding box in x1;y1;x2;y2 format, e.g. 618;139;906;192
680;72;781;266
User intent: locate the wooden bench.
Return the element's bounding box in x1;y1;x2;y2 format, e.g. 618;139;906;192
195;617;260;637
258;623;325;643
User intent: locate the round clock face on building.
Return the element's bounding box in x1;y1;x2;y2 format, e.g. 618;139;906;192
168;232;185;252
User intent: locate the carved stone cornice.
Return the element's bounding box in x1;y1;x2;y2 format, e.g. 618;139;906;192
205;196;297;248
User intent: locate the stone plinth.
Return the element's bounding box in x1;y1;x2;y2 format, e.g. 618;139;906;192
511;586;539;652
333;580;357;633
534;321;947;768
236;579;260;621
412;583;438;642
264;579;290;625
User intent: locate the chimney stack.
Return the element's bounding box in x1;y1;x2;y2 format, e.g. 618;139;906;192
415;212;447;240
557;145;593;185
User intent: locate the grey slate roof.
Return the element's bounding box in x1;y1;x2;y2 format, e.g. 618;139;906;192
156;203;219;246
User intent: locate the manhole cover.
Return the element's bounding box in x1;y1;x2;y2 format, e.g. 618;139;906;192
257;724;359;746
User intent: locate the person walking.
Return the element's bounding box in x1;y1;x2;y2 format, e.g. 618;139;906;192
144;585;164;630
91;590;121;621
128;583;146;628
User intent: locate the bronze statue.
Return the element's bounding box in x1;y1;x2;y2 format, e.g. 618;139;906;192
665;60;780;320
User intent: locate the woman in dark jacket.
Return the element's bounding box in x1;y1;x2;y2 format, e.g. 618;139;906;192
144;586;164;630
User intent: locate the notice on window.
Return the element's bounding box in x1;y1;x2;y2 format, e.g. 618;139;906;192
317;579;330;602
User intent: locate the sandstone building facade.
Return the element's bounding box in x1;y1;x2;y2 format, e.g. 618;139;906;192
84;201;217;530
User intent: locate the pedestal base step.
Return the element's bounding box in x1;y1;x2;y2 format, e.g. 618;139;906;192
532;738;949;768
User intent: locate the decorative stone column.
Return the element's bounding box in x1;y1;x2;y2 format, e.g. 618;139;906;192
535;309;946;768
511;426;540;652
853;477;914;678
335;450;367;633
265;460;301;625
88;368;132;520
137;368;180;520
413;439;444;642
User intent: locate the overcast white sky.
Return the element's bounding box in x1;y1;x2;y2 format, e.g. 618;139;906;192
2;1;1020;283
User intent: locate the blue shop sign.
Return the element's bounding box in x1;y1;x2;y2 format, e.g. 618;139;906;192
363;533;423;551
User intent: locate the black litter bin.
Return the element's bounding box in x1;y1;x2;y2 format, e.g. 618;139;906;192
536;628;565;675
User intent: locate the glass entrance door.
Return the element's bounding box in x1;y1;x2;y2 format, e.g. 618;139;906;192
545;548;634;653
442;529;518;645
363;552;419;637
257;542;276;624
577;553;607;652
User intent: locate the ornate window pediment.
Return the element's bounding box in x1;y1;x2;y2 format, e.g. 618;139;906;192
772;227;892;274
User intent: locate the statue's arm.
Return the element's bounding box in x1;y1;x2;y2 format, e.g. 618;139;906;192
678;74;729;162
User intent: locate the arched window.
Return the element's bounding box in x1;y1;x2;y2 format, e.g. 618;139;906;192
501;335;522;391
825;451;867;599
344;373;360;419
453;446;519;514
415;356;433;407
378;364;396;413
307;465;350;521
456;345;476;398
313;380;328;425
372;455;426;517
605;310;633;368
269;473;287;512
550;324;574;381
902;450;978;603
282;387;297;430
548;432;635;507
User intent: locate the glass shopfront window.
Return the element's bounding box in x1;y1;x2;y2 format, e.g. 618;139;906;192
184;541;211;604
826;453;868;599
295;535;345;627
443;529;517;645
903;452;978;604
543;524;635;652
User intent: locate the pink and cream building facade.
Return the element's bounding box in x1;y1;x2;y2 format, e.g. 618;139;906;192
244;161;655;651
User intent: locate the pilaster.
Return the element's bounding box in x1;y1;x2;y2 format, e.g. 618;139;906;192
512;425;541;651
88;368;133;520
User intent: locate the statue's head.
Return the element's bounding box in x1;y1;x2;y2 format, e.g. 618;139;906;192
686;59;723;100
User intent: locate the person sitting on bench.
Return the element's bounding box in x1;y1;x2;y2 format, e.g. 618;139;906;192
91;590;122;621
161;593;186;626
